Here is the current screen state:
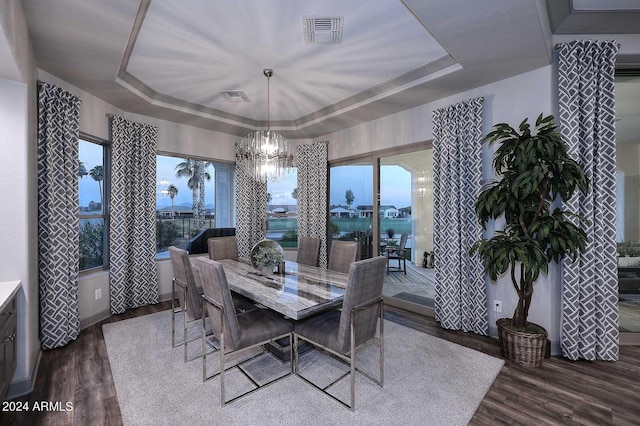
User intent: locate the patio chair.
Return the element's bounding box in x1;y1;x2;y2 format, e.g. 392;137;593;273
386;233;408;275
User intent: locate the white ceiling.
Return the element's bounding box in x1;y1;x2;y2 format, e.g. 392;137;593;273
20;0;640;139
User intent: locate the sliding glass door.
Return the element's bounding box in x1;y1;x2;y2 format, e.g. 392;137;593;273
616;74;640;343
329;144;434;316
329;161;374;259
379;149;434;315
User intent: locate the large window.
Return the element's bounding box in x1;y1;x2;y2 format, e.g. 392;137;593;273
266;168;298;248
156;155;215;254
79;135;110;271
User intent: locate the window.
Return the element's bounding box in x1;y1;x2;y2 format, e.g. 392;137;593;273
79;135;110;271
266;168;298;248
156;155;235;256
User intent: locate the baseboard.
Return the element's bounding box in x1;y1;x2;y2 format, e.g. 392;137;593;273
384;295;435;318
6;348;42;400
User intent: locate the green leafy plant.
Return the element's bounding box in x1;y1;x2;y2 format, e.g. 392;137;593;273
617;241;640;257
252;246;284;268
471;114;590;329
386;228;395;239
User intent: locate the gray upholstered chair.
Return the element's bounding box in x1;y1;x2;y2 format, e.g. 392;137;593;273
296;236;321;267
293;256;386;411
327;240;358;274
208;236;239;261
169;246;205;362
197;257;294;406
169;246;254;362
386;232;408;275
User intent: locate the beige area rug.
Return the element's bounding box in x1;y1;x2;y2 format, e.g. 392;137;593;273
103;310;503;426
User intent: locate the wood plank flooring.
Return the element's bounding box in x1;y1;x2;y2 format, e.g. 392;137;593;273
2;302;639;425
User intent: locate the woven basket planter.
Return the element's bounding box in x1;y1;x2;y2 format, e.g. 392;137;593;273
496;318;548;367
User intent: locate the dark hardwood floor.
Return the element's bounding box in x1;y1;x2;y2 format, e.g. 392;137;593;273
2;303;639;425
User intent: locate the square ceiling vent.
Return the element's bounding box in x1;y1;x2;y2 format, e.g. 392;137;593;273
221;90;250;102
303;16;343;44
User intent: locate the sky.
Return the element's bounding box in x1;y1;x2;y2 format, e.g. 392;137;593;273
330;164;411;208
78;140;411;210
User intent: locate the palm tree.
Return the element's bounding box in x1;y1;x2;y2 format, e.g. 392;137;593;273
78;161;88;179
175;159;211;230
89;165;103;203
167;184;178;209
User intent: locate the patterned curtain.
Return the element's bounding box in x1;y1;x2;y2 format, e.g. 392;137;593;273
297;141;329;268
559;40;619;361
433;97;487;335
235;154;268;258
37;82;82;350
109;116;159;314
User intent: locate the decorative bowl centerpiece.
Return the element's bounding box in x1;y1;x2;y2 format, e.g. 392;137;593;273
251;239;284;275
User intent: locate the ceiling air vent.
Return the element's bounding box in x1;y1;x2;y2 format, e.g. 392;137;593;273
221;90;250;102
303;16;343;44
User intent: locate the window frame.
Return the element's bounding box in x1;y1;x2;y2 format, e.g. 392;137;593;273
79;132;111;274
155;152;236;257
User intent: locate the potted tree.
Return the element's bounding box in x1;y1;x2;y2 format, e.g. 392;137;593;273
471;114;589;367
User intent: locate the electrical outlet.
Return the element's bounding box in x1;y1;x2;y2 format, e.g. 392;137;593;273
494;300;502;314
95;288;102;300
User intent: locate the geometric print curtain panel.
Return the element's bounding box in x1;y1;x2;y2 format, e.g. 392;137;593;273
235;153;268;259
37;82;82;350
432;97;488;335
109;115;159;314
558;40;619;361
296;141;329;268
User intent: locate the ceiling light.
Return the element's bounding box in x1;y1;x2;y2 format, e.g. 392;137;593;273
236;69;293;183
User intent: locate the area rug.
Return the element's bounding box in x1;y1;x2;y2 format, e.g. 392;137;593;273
103;310;503;425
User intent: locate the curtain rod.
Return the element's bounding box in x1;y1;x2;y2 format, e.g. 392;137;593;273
554;42;621;50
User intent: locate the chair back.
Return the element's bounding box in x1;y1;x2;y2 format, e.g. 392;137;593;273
208;236;239;261
296;236;321;267
336;256;386;353
328;240;358;274
196;258;241;350
168;246;202;321
398;233;408;250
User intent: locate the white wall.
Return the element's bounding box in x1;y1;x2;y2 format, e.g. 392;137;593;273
0;0;39;398
321;65;561;351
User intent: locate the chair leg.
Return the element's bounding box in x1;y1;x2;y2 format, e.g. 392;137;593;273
202;303;207;382
403;257;406;275
219;310;226;407
350;314;356;411
290;333;295;374
183;286;188;362
293;333;299;374
171;279;176;348
379;303;384;386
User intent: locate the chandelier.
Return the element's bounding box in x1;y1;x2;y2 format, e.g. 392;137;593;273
236;69;293;183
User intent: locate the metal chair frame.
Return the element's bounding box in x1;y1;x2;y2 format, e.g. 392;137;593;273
171;277;207;362
201;295;294;406
293;297;384;411
386;233;408;275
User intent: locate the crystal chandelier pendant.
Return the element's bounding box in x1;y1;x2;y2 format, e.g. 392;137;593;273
236;69;293;183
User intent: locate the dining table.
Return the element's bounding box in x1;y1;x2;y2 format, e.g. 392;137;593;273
193;257;350;321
